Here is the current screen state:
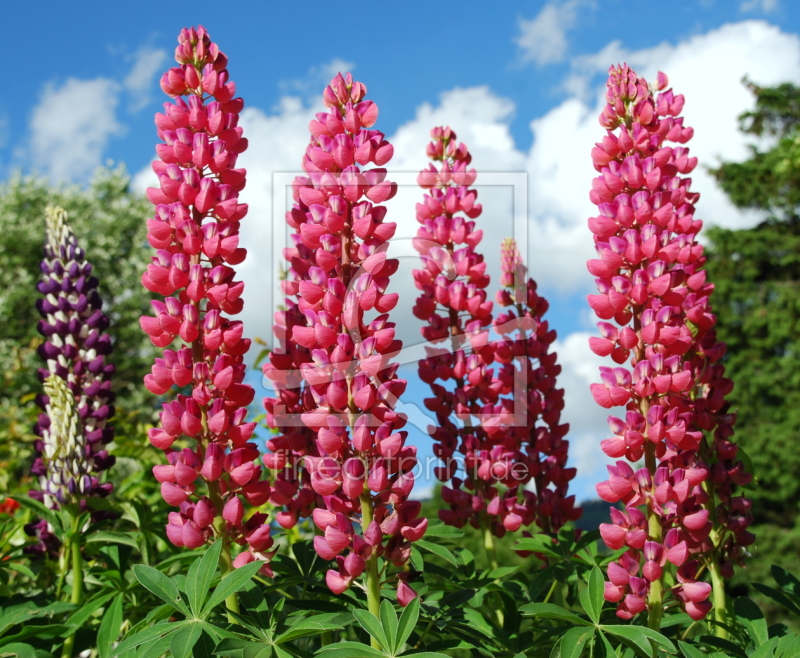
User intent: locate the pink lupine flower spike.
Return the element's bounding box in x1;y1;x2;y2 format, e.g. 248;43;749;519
263;73;424;624
588;65;753;631
141;26;273;593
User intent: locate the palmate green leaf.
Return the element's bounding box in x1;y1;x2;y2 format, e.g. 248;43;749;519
678;640;706;658
133;564;190;616
404;653;452;657
9;496;61;535
734;596;769;647
559;626;595;658
4;562;35;580
512;537;560;559
380;600;398;652
317;640;385;657
213;638;268;657
750;637;779;658
0;623;70;647
97;594;124;658
65;591;117;631
187;627;217;658
0;601;73;631
395;598;420;651
421;522;464;539
0;642;39;658
414;540;458;567
584;567;604;624
85;531;140;549
352;609;389;650
111;621;186;656
631;626;676;653
170;622;203;658
186;540;222;616
697;634;747;658
573;529;602;555
753;584;800;617
201;561;262;617
519;603;592;626
487;566;519;580
274;613;342;644
600;626;654;657
134;631;177;658
776;633;800;658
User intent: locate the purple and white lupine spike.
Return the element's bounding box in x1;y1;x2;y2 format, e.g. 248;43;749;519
31;206;116;510
38;375;94;506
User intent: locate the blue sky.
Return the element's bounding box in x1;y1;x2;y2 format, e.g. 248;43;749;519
4;0;799;502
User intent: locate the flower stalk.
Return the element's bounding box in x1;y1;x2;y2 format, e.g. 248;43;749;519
263;72;425;608
588;65;754;626
142;26;273;587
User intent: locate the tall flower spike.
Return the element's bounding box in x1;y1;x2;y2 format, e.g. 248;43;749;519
29;206;116;552
494;238;582;537
142;26;273;574
587;64;753;628
413;127;519;561
263;72;425;611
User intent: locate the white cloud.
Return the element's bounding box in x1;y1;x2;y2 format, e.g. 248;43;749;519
28;78;122;183
740;0;779;12
515;1;590;66
124;47;168;110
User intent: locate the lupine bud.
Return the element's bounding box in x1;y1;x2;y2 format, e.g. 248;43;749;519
264;72;421;603
588;65;753;622
143;26;272;574
28;206;116;553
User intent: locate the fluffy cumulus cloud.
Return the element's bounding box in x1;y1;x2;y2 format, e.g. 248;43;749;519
124;47;168;110
28;78;123;183
27;43;170;183
515;0;590;66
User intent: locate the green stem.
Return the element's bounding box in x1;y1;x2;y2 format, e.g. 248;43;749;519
542;579;559;604
54;539;68;600
360;493;382;649
480;514;500;572
709;560;729;639
208;481;239;619
60;520;83;658
644;444;664;632
479;514;505;627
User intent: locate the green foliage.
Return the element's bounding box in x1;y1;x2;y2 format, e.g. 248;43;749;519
707;79;800;627
704;220;800;523
711;80;800;218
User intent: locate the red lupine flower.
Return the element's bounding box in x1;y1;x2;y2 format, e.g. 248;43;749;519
587;64;753;622
263;72;424;604
413;129;579;541
141;26;272;573
494;238;582;535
